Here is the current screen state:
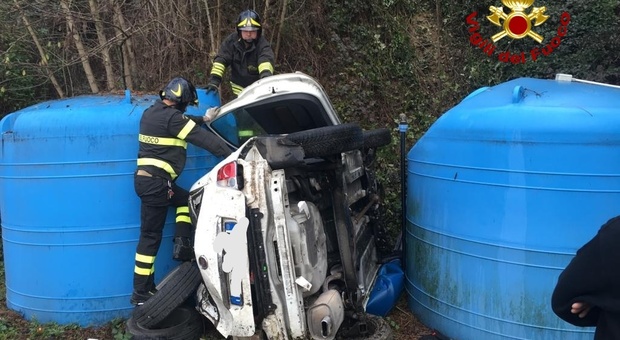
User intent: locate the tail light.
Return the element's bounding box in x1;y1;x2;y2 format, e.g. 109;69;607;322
216;161;243;189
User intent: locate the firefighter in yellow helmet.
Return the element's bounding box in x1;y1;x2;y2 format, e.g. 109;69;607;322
205;9;275;98
131;77;231;305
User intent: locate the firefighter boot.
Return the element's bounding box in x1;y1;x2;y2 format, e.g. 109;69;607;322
130;289;156;306
130;274;157;306
172;236;194;261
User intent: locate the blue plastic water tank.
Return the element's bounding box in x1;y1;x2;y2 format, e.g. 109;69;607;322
406;77;620;339
0;89;221;326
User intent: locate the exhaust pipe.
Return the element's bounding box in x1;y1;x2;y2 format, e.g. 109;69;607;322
306;289;344;340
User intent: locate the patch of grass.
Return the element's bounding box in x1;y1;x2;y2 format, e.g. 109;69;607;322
111;318;133;340
28;321;77;338
0;318;20;340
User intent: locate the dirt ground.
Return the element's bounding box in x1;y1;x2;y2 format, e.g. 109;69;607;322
388;296;434;340
193;294;435;340
0;292;434;339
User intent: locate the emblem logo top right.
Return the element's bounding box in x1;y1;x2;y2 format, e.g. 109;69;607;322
487;0;549;43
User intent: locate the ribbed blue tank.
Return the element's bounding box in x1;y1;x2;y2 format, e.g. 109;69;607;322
0;89;221;326
406;77;620;339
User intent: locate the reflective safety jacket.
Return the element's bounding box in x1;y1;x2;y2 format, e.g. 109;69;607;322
136;100;231;181
209;32;275;96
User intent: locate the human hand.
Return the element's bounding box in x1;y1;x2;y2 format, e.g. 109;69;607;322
203;107;220;122
571;302;592;318
205;83;219;94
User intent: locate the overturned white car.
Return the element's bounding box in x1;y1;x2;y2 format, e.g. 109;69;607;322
128;73;397;340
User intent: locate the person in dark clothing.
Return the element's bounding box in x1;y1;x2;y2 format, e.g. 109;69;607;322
205;9;275;98
551;215;620;339
131;77;231;305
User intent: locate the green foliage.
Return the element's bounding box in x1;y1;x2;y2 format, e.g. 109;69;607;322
0;2;56;118
310;0;620;245
0;47;41;119
0;320;19;340
111;318;132;340
385;315;401;331
0;259;5;304
452;0;620;83
28;321;75;338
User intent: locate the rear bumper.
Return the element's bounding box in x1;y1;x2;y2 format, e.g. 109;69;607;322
194;186;255;337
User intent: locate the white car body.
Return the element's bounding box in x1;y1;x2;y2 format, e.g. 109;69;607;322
189;73;388;339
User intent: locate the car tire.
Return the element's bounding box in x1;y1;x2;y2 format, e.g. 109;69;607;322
132;261;202;329
363;128;392;149
360;314;394;340
126;305;204;340
284;123;363;157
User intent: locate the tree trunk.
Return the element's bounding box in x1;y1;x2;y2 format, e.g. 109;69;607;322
274;0;287;61
434;0;443;73
202;0;216;56
263;0;272;42
60;0;100;93
216;0;221;49
14;0;65;97
111;0;137;89
110;0;133;90
88;0;115;91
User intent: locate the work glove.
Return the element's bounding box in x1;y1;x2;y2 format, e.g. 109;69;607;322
259;70;272;79
203;107;220;123
205;83;219;95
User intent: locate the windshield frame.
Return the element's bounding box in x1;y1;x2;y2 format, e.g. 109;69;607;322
208;92;337;148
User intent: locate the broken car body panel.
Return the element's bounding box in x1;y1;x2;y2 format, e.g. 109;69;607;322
190;72;390;339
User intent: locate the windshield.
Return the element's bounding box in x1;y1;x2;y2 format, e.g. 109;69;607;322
209;93;335;147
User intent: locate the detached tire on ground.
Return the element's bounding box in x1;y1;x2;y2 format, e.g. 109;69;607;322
126;305;204;340
358;314;394;340
362;128;392;149
284;123;363;158
337;314;394;340
132;261;202;329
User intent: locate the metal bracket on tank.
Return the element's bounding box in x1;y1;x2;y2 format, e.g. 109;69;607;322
555;73;620;89
512;85;525;103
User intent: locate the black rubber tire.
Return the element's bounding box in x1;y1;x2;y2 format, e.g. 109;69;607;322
363;128;392;149
359;314;393;340
337;314;394;340
126;305;204;340
132;261;202;329
284;123;363;157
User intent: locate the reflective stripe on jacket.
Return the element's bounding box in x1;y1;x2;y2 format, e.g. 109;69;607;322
136;100;231;180
209;32;275;91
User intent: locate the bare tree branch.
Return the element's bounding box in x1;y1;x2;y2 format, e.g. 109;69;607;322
201;0;216;57
60;0;100;93
111;0;137;89
14;0;65;97
88;0;116;91
110;0;133;89
274;0;287;61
